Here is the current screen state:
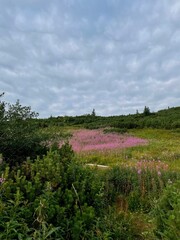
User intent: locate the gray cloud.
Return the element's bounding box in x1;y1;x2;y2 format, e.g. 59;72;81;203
0;0;179;117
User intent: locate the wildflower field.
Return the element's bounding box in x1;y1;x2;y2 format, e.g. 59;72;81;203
0;101;180;239
51;126;179;239
62;129;148;152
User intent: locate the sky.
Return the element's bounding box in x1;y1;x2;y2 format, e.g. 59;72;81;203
0;0;180;117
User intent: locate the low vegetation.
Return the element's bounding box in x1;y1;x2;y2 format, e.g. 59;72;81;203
0;94;179;239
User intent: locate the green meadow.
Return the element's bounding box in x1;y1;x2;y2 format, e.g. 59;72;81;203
0;99;180;239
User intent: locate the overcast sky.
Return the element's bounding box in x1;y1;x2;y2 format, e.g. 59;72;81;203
0;0;180;117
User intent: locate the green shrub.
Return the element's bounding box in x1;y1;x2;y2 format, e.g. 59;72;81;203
0;144;106;239
153;180;180;240
103;128;128;134
93;208;143;240
104;166;179;212
0;96;48;166
1;143;159;239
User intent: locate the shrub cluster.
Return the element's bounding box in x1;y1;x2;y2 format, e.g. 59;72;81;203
153;180;180;240
34;106;180;130
0;95;48;166
104;166;179;212
0;144;145;239
0;142;179;239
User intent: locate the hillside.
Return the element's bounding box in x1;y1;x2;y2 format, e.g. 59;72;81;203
36;106;180;130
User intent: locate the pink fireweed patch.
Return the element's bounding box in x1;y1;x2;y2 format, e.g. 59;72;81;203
64;129;148;153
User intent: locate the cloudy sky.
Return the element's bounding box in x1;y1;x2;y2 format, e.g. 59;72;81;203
0;0;180;117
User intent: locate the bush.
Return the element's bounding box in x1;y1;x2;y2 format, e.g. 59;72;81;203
153;180;180;240
93;208;143;240
0;95;48;166
104;166;179;212
103;128;128;134
0;145;106;239
0;143;153;239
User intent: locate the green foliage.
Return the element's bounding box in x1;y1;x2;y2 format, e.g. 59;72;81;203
153;181;180;240
0;94;48;166
103;128;128;134
104;166;179;212
0;144;106;239
36;106;180;130
0;143;165;239
91;108;96;117
143;106;151;116
0;93;179;239
93;209;142;240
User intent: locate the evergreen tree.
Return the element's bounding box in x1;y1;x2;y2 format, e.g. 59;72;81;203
143;106;151;116
91;108;96;116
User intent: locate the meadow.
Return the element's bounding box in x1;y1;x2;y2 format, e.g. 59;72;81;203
0;99;180;239
45;126;180;170
36;125;180;239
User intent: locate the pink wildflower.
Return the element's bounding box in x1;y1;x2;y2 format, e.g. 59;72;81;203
67;129;148;153
0;177;5;183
